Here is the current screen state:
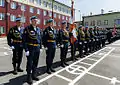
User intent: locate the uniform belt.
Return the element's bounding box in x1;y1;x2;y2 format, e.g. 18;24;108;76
28;43;39;46
63;40;69;42
47;40;55;42
13;40;22;43
81;38;85;40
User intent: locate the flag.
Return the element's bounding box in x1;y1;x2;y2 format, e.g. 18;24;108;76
112;24;117;36
70;0;77;44
70;24;77;44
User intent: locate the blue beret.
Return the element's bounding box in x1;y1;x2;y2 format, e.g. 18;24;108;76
31;16;37;20
61;21;67;24
48;19;54;23
16;17;21;22
85;26;89;28
78;25;83;29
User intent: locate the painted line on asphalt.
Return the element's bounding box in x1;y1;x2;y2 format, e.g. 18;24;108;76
86;57;98;62
69;48;115;85
33;47;107;85
55;74;72;82
87;72;120;84
79;62;92;66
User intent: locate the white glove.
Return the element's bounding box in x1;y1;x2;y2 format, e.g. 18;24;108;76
10;46;15;50
26;51;29;56
45;47;48;50
61;45;64;48
79;42;82;45
40;49;43;52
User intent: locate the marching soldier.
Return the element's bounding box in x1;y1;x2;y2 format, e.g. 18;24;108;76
43;19;56;74
23;16;42;84
84;26;90;55
101;28;107;47
59;21;69;67
89;28;95;52
78;25;85;58
7;17;24;75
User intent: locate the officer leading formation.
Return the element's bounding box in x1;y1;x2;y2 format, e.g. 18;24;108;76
7;16;112;84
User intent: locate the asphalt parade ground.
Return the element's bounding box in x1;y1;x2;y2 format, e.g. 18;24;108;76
0;38;120;85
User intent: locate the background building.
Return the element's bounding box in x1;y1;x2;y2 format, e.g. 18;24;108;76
83;12;120;29
0;0;71;36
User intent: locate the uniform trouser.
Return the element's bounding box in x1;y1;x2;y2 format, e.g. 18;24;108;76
78;41;84;57
71;41;77;59
102;39;106;47
91;40;95;52
26;46;40;77
46;47;56;70
84;41;89;54
60;43;68;63
12;47;23;69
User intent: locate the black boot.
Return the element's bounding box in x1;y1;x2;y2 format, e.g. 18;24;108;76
64;62;69;66
26;74;33;84
61;62;66;68
46;66;51;74
50;67;56;72
17;64;23;72
13;64;17;75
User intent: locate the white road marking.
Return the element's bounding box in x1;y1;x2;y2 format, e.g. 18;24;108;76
33;47;107;85
98;53;104;55
79;62;92;66
87;72;120;84
69;48;115;85
55;74;72;82
111;77;118;85
86;58;98;62
4;52;9;55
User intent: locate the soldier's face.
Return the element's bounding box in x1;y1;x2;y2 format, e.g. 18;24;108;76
31;19;38;26
49;22;54;27
16;21;22;27
62;24;67;28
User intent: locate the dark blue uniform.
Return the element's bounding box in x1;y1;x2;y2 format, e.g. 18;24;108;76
43;26;56;74
7;25;24;74
59;29;69;67
23;24;42;82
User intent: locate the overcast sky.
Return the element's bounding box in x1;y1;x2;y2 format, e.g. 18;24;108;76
56;0;120;21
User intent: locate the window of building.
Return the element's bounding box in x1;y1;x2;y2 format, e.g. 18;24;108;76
10;15;16;22
114;19;120;25
44;10;47;16
66;16;68;20
21;16;26;23
44;19;46;25
0;26;5;34
54;13;56;18
30;7;34;13
29;0;34;3
0;0;4;7
54;5;57;10
104;20;108;25
97;20;101;26
62;16;64;20
21;4;26;11
54;21;56;26
90;20;95;26
58;14;61;19
43;1;48;7
37;0;41;5
0;13;5;20
37;19;40;24
37;9;40;14
58;6;61;11
48;3;52;8
62;8;65;12
49;12;52;17
85;22;89;26
58;22;60;26
11;2;17;9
